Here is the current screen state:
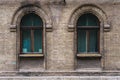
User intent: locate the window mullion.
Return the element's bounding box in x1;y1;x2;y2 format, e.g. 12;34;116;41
31;29;34;52
86;30;87;52
86;30;89;52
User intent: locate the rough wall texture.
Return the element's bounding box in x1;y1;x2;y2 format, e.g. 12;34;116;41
0;0;120;79
0;76;120;80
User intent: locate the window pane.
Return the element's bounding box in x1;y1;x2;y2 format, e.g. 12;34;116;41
89;30;98;52
22;30;31;53
77;15;86;26
34;30;42;53
33;15;43;26
21;14;33;26
21;13;43;27
78;30;86;52
87;14;98;26
77;13;99;26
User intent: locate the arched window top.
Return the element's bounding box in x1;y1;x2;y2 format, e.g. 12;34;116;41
20;13;43;27
77;13;99;26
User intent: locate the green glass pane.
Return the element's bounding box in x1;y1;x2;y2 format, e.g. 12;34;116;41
21;14;33;26
77;15;86;26
89;30;98;52
87;14;98;26
21;13;43;27
33;15;43;26
77;13;99;26
22;30;31;53
78;30;86;52
34;30;42;53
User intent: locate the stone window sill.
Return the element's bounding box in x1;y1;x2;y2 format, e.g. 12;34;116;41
19;53;44;57
77;53;101;58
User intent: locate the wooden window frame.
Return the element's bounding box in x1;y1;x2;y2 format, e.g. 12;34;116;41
20;26;44;57
77;26;100;57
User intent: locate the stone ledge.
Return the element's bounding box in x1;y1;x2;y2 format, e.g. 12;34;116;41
0;71;120;76
77;53;101;58
0;76;119;80
19;54;44;57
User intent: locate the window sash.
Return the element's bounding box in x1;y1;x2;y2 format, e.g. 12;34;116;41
20;27;43;54
77;30;86;52
22;30;31;52
34;30;42;52
89;30;98;52
77;28;99;53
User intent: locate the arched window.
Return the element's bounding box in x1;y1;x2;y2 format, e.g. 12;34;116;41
20;13;43;54
77;13;100;53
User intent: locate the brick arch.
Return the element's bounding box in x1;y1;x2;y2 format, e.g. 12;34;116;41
68;4;110;32
69;4;110;69
11;5;52;31
11;5;52;69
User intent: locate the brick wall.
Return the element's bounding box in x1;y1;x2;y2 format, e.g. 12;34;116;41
0;0;119;77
